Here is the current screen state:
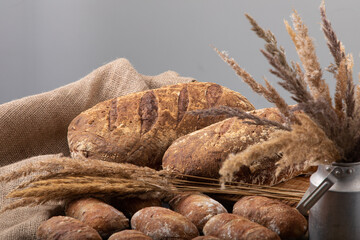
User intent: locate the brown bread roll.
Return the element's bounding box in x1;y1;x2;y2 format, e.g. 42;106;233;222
163;107;310;185
202;213;243;236
169;192;227;231
111;197;162;218
36;216;102;240
65;197;129;238
203;213;280;240
233;196;307;240
131;206;199;240
108;230;152;240
68;82;254;169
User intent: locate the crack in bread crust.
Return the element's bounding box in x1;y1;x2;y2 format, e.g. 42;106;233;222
177;86;189;125
108;99;118;131
206;84;223;108
139;91;158;135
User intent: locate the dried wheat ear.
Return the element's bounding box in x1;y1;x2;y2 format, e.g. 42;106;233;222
0;157;306;212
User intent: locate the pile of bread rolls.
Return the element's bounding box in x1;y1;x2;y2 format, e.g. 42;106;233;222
37;82;311;239
37;193;307;240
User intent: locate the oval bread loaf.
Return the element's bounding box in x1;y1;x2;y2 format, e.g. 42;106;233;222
68;82;254;169
233;196;307;240
203;213;280;240
65;197;129;238
131;206;199;239
108;230;152;240
163;107;311;185
36;216;102;240
169;192;227;231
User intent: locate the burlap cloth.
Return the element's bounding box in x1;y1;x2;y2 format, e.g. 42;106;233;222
0;58;195;239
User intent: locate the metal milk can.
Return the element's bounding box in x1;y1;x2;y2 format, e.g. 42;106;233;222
297;162;360;240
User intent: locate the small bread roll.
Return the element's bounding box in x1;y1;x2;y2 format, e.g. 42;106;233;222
36;216;102;240
169;193;227;231
66;197;129;238
131;206;199;239
203;213;280;240
233;196;307;239
108;230;152;240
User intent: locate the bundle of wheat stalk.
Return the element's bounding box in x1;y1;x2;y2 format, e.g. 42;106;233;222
0;157;305;212
0;157;175;212
196;1;360;186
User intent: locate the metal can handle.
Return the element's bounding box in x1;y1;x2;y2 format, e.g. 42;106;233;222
296;167;342;216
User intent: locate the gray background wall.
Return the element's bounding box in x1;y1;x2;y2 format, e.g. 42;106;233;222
0;0;357;108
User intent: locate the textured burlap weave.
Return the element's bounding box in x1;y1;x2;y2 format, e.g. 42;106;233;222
0;58;195;239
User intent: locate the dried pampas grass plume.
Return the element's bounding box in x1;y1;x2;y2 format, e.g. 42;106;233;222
219;114;341;186
285;10;331;105
214;1;360;186
213;47;299;125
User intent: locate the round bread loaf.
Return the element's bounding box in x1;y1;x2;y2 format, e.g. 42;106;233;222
68;82;254;169
65;197;129;238
108;230;152;240
203;213;280;240
233;196;307;239
131;206;199;239
169;193;227;231
36;216;102;240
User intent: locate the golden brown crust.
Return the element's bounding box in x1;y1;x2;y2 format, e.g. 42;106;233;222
203;213;242;236
68;82;254;169
65;197;129;238
108;230;152;240
169;193;227;232
131;206;199;240
163;107;312;185
233;196;307;239
203;213;280;240
162;108;282;182
36;216;102;240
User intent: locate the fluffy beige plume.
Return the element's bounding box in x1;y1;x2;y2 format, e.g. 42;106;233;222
286;10;332;105
334;59;348;117
219;113;341;185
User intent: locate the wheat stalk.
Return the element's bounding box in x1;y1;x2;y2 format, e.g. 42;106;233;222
189;106;290;131
0;158;176;212
0;157;309;212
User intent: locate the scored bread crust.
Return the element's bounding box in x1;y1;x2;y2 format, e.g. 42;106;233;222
162;107;312;185
67;82;254;169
